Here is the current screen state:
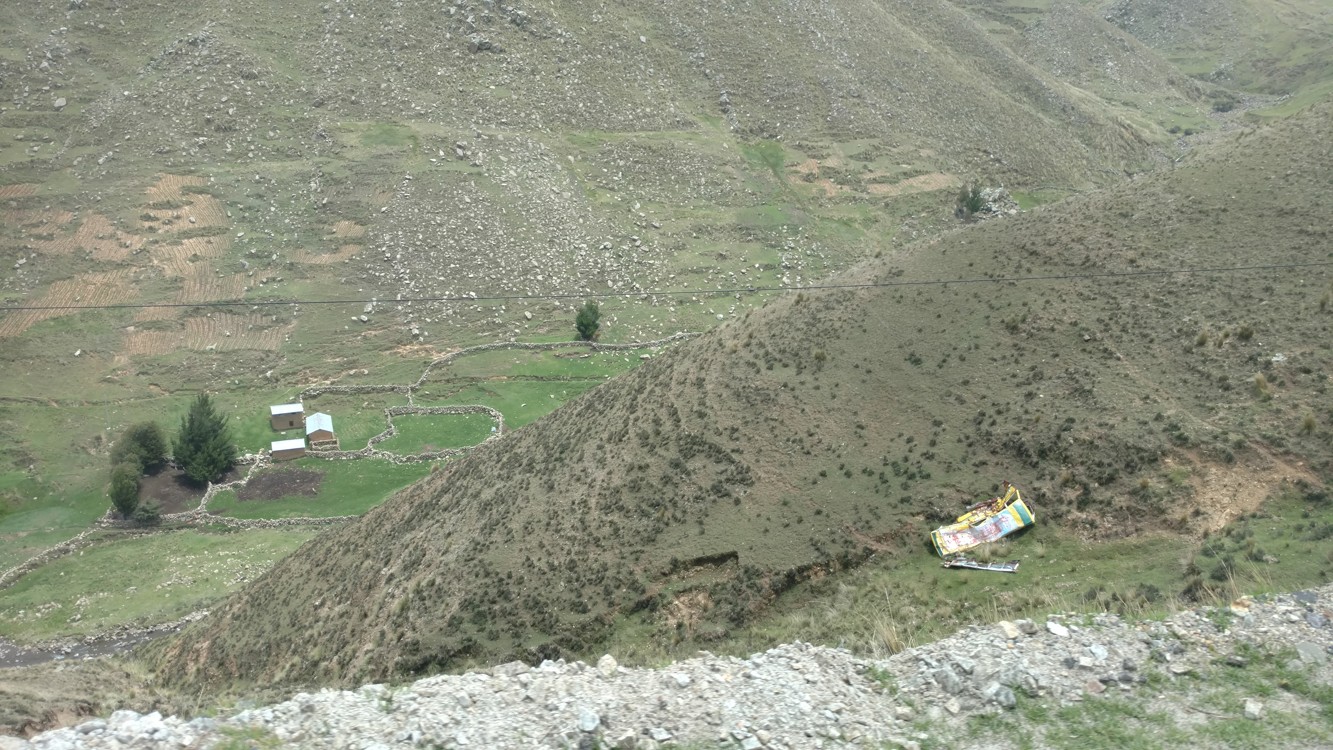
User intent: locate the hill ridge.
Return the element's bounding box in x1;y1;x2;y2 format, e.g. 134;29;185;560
150;100;1333;690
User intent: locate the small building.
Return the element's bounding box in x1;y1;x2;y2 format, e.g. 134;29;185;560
305;412;334;442
271;438;306;461
270;402;304;431
306;412;338;450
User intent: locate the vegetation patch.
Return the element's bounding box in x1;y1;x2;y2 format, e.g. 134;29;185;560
0;528;315;644
207;460;432;519
378;413;497;455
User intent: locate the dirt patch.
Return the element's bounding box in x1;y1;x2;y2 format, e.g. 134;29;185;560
663;590;713;633
866;172;956;196
138;469;205;514
236;468;324;502
0;183;38;199
331;220;367;238
294;243;363;265
1170;448;1320;533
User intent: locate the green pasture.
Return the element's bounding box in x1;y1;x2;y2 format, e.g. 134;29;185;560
0;528;316;643
296;392;412;451
206;459;433;519
414;380;607;429
377;413;497;455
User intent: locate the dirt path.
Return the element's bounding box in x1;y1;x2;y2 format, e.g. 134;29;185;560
0;612;206;669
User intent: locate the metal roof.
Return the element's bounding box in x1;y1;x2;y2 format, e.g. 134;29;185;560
270;403;304;416
271;438;306;451
306;412;334;435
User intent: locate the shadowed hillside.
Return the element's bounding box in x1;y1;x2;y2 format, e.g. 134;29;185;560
152;102;1333;690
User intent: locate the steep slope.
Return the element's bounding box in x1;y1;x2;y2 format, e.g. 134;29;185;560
1;0;1189;185
152;102;1333;690
0;0;1227;396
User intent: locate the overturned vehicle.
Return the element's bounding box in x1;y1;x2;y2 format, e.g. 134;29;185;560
930;481;1035;558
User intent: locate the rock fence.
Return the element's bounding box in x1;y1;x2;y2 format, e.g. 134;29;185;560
294;332;697;403
0;336;692;594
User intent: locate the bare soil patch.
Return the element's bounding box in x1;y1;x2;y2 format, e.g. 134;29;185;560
294;243;362;265
236;468;324;502
0;183;38;199
138;468;205;514
1172;448;1320;533
866;172;956;196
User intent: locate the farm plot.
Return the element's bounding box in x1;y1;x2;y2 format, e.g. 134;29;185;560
294;244;363;265
331;220;366;239
866;171;957;196
178;262;246;303
292;220;370;264
36;213;144;261
128;174;242;323
142;175;228;226
4;208;74;233
121;312;289;356
0;269;135;338
0;184;38;199
145;236;232;280
143;175;223;219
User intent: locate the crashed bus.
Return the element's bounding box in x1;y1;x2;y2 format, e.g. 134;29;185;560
930;481;1035;558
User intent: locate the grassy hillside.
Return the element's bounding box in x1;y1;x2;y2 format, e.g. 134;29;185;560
151;101;1333;690
0;0;1192;552
0;0;1238;632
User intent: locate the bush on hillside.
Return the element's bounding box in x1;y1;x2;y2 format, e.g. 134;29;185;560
110;421;168;472
132;501;162;526
173;393;236;484
957;183;985;220
575;301;601;341
109;462;141;518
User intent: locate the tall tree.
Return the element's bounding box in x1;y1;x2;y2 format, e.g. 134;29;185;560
575;300;601;341
173;393;236;484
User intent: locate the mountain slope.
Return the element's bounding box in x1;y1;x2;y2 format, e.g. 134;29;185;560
151;101;1333;690
1;0;1196;185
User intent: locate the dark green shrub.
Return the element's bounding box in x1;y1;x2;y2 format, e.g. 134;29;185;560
109;462;140;517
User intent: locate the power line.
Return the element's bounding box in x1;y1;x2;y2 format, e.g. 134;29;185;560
1;260;1329;313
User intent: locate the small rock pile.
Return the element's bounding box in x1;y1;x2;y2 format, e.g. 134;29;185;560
20;585;1331;749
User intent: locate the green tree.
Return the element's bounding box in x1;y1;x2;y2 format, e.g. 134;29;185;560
575;300;601;341
132;502;162;526
110;421;168;472
109;462;141;518
173;393;236;484
957;183;985;220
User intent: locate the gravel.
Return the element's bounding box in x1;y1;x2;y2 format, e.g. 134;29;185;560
21;583;1332;749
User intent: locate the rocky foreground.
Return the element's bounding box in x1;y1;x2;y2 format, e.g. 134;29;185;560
15;585;1332;750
